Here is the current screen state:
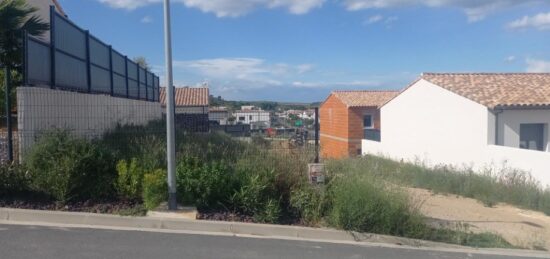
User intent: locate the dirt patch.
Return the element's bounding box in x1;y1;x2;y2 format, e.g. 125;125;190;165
408;188;550;250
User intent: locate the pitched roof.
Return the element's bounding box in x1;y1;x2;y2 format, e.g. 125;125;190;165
421;73;550;109
329;90;400;108
160;87;209;107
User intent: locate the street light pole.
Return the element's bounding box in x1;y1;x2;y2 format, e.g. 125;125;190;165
163;0;177;210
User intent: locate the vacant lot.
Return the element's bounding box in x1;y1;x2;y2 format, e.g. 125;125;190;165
410;188;549;250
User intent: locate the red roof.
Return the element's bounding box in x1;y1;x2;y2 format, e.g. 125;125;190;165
160;87;209;107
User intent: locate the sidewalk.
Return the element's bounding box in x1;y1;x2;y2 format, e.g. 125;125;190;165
0;207;548;258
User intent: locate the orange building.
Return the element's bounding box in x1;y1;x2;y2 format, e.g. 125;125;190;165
320;90;399;159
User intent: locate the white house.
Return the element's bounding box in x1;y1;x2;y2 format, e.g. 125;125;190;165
209;106;230;125
233;106;271;130
362;73;550;185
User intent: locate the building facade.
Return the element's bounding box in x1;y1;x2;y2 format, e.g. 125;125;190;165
320;91;399;158
362;73;550;185
160;87;209;132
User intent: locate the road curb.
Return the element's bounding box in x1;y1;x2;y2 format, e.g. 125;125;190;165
0;208;548;258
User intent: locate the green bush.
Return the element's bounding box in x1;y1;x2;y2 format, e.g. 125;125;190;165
0;163;29;196
290;184;328;226
25;130;116;202
116;158;145;200
102;123;166;173
254;198;281;224
328;175;423;236
142;169;167;210
176;157;234;209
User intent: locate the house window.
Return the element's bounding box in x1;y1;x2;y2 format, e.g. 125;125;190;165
520;124;546;151
239;116;245;121
249;115;253;120
363;115;373;129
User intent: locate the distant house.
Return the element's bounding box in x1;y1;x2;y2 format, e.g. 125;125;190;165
160;87;209;132
362;73;550;185
233;106;271;130
209;106;230;125
320;90;399;158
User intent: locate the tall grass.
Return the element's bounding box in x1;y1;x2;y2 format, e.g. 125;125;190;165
327;155;550;215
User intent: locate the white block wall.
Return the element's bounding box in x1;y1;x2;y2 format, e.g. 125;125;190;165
17;87;162;159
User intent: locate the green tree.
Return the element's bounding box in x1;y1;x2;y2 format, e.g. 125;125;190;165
133;56;150;70
0;0;49;67
1;0;49;113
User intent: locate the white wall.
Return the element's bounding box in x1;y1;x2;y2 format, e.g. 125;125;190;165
17;87;162;159
373;79;490;165
362;79;550;186
233;111;271;128
497;109;550;152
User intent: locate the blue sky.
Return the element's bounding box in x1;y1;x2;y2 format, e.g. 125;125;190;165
57;0;550;102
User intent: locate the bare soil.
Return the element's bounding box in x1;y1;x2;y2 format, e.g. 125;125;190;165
408;188;550;250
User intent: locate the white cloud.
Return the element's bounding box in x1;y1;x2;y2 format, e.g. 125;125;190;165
505;56;516;62
292;80;380;88
365;14;384;24
172;58;314;88
98;0;162;10
98;0;324;17
140;16;153;23
363;14;398;27
343;0;543;22
507;12;550;30
526;59;550;72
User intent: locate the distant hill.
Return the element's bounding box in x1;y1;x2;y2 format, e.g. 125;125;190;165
209;95;320;111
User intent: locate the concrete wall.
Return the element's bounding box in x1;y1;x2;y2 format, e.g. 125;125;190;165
17;87;162;158
361;79;550;186
497;109;550;152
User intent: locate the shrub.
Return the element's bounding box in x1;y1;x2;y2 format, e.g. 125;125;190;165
26;130;116;202
176;157;234;209
116;158;145;200
0;163;29;196
290;184;328;226
142;169;167;210
254;198;281;224
101;121;166;174
328;174;423;236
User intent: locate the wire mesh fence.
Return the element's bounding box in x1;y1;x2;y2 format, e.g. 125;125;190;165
0;114;18;164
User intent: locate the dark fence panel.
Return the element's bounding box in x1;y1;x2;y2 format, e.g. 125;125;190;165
24;8;158;102
55;51;87;90
139;67;146;100
26;37;51;86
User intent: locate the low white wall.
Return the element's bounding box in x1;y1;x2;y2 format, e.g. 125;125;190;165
362;139;550;186
17;87;162;158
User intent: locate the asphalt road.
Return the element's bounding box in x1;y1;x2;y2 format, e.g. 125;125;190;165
0;224;544;259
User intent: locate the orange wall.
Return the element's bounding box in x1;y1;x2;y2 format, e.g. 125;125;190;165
320;95;381;159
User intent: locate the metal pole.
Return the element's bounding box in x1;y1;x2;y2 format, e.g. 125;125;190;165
4;67;13;162
314;107;319;163
163;0;177;210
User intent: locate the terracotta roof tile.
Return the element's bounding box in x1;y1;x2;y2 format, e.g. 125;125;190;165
330;90;400;108
160;87;209;107
421;73;550;109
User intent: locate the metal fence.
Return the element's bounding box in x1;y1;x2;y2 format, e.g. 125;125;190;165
24;6;159;102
